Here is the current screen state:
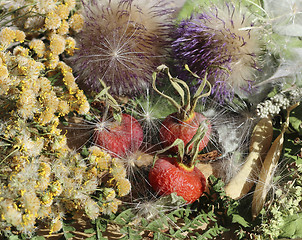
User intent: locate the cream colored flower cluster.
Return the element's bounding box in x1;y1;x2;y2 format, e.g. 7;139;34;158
10;0;83;34
0;0;131;237
0;133;130;235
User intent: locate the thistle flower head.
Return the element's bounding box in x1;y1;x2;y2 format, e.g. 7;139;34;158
172;3;261;102
71;0;174;95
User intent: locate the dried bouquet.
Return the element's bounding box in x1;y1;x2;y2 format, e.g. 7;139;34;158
0;0;302;239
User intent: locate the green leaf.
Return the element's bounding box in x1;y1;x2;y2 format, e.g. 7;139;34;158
63;232;75;240
120;227;142;240
96;218;108;232
289;104;302;134
8;236;20;240
146;219;165;232
63;225;76;232
114;209;136;225
153;232;171;240
177;0;213;20
231;214;250;228
81;145;89;157
280;213;302;238
267;86;279;98
84;228;96;234
208;175;225;193
85;114;94;121
141;218;149;227
172;230;187;239
157;192;186;206
62;222;76;240
31;237;45;240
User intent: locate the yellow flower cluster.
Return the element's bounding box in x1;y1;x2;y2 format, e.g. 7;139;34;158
10;0;82;34
0;0;132;237
88;146;131;214
0;32;89;123
0;125;131;235
0;27;25;51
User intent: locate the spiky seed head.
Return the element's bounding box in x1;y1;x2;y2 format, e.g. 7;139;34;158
71;0;174;95
172;3;261;102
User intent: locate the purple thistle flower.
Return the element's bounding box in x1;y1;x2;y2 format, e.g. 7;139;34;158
172;3;260;103
70;0;174;96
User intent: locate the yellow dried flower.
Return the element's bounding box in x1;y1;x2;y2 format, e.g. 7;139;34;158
17;88;38;119
69;13;84;33
57;61;73;74
75;90;90;114
30;61;45;79
0;27;15;49
13;46;29;56
0;64;9;93
0;81;9;94
57;20;69;35
116;178;131;197
0;50;11;65
22;77;38;94
65;36;76;55
100;198;122;215
89;146;111;170
55;4;70;20
16;57;44;80
63;71;78;93
57;100;70;116
36;0;56;14
0;65;9;79
0;200;22;227
49;117;61;135
45;52;60;69
111;159;127;180
84;198;100;220
50;180;62;196
49;34;66;55
49;216;63;234
83;179;98;195
52;134;67;150
45;12;61;30
78;98;90;115
40;90;59;113
65;0;76;11
21;191;40;216
41;191;53;207
37;162;51;191
24;16;45;30
103;188;116;201
20;212;36;233
20;136;44;157
39;162;51;177
39;110;56;125
39;77;52;92
29;39;46;58
14;30;26;43
37;205;51;219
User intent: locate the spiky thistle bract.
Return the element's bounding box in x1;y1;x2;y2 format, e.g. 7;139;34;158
71;0;174;95
172;2;261;102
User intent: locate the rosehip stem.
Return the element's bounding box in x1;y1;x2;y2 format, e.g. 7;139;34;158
95;79;122;123
152;64;211;121
152;124;207;168
185;122;208;167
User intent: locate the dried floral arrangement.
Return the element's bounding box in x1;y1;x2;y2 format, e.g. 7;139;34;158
0;0;302;239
